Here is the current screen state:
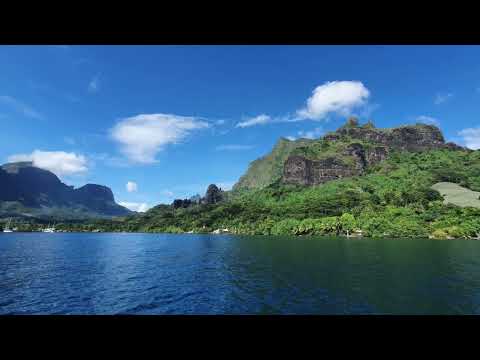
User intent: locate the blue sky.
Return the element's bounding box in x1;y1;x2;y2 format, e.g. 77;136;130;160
1;45;480;211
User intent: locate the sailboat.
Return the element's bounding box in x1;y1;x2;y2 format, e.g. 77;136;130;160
42;223;56;233
3;218;13;233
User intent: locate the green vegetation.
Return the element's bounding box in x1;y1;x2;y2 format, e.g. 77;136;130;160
232;137;314;191
51;148;480;240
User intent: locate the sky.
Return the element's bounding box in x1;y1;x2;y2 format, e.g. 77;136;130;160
1;45;480;212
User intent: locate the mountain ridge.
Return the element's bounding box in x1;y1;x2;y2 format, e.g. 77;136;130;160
0;161;131;219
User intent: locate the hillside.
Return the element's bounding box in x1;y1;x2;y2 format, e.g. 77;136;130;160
233;120;465;191
232;137;314;191
432;182;480;208
0;161;131;220
65;119;480;240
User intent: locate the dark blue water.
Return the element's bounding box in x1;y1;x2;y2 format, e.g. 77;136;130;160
1;233;480;314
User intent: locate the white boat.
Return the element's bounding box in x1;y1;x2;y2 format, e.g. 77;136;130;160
42;224;56;233
3;218;14;233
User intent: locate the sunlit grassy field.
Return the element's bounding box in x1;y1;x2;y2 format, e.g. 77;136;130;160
432;182;480;208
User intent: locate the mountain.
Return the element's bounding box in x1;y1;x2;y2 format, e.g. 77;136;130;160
233;120;465;191
97;118;480;240
0;161;131;219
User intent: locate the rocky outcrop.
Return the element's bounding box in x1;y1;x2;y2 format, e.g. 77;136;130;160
205;184;223;204
282;122;463;187
283;155;362;186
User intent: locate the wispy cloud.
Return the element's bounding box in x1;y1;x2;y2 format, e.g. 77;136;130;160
0;95;44;120
118;202;150;213
434;93;453;105
7;150;88;176
110;113;210;164
236;114;272;128
215;144;255;151
458;127;480;150
416;115;440;126
88;75;100;93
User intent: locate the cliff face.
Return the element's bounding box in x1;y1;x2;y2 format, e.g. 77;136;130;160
0;162;131;218
282;123;463;186
232;137;314;191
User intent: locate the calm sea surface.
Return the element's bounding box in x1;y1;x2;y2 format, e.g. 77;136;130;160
1;232;479;314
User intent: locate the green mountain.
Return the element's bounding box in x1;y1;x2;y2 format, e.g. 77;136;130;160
0;161;131;220
57;119;480;240
232;137;314;191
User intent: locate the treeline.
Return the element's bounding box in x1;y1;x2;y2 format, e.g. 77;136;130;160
49;149;480;239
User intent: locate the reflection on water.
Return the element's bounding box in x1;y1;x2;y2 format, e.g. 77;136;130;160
0;233;479;314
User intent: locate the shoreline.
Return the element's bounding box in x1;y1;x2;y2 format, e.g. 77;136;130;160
2;230;479;241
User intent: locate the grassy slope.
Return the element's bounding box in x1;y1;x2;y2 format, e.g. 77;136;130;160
432;182;480;208
232;137;314;191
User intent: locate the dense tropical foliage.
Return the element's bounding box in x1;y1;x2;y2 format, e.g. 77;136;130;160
16;148;478;240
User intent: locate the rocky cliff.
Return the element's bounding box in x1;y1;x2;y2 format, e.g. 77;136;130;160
282;122;465;186
0;162;131;219
232;120;466;191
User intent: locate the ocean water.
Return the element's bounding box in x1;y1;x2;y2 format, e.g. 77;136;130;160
0;232;479;315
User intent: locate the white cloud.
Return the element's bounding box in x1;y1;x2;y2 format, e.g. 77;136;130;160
285;136;296;141
416;115;440;126
236;114;272;128
0;95;43;120
215;144;255;151
118;202;150;213
458;127;480;150
111;113;210;164
7;150;88;176
88;75;100;93
126;181;138;192
297;81;370;120
434;93;453;105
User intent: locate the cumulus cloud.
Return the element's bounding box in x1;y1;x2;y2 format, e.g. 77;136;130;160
8;150;88;176
0;95;43;120
459;127;480;150
297;81;370;120
118;202;150;213
434;93;453;105
215;144;255;151
236;114;272;128
88;75;100;93
416;115;440;126
126;181;138;192
111;113;210;164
